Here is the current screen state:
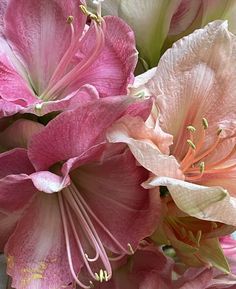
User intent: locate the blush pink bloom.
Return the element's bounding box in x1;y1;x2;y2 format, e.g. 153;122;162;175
0;0;137;118
0;97;160;289
108;20;236;227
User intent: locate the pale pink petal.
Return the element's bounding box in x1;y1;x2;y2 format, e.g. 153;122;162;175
73;150;161;253
72;16;137;97
107;115;184;179
30;171;70;194
0;119;44;149
4;0;86;94
5;193;78;289
144;176;236;226
169;0;202;35
146;21;236;159
28;96;144;170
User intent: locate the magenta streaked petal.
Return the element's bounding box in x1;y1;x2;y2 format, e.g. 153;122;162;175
24;84;100;116
0;119;44;149
0;211;22;251
5;193;78;289
28;96;142;171
72;16;137;97
4;0;86;95
73;150;160;254
0;149;34;178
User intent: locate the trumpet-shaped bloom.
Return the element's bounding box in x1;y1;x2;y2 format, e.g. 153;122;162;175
0;0;137;118
108;21;236;228
0;97;160;289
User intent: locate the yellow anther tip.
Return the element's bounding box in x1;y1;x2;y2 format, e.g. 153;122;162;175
66;15;74;24
187;125;196;133
202;118;209;129
187;139;196;150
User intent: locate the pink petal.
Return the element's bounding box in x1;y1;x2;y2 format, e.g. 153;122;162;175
146;21;236;159
73;16;137;97
0;55;36;118
0;211;22;251
23;84;100;116
0;149;34;178
73;150;161;253
5;193;78;289
0;119;44;149
28;96;144;171
169;0;202;35
0;149;36;213
4;0;86;94
175;268;213;289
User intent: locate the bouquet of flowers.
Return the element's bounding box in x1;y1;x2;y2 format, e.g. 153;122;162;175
1;0;236;288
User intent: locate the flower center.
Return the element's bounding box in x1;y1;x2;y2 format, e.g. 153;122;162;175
40;3;106;102
58;182;134;288
180;118;236;182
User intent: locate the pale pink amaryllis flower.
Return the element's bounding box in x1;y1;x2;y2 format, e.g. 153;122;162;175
0;97;160;289
0;0;137;118
107;20;236;227
92;242;174;289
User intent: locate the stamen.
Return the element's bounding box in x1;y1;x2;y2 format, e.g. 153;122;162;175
66;15;74;24
58;193;93;289
187;125;196;133
43;20;106;101
199;162;205;173
202;118;208;129
80;5;102;24
186;139;196;150
127;243;134;254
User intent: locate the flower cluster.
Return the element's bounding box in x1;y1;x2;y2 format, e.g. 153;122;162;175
1;1;236;289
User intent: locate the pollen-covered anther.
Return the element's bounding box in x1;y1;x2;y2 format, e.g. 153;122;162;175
217;128;223;136
199;161;205;173
186;139;196;150
187;125;196;133
127;243;134;254
202;117;209;129
66;15;74;24
79;5;102;24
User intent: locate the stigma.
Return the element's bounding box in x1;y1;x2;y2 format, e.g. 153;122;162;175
180;118;236;181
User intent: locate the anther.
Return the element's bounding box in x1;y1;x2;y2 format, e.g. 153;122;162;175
127;243;134;254
196;230;202;246
79;5;102;24
99;269;104;282
187;125;196;133
199;162;205;173
66;15;74;24
104;270;109;282
202;118;208;129
35;103;43;110
217;128;223;136
95;273;100;281
187;139;196;150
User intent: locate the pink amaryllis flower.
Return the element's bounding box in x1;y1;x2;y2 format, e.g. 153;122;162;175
0;0;137;118
107;20;236;227
0;97;159;289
